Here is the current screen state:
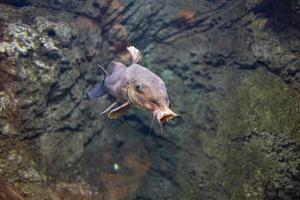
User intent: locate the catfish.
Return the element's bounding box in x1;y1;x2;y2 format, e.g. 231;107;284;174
88;46;177;127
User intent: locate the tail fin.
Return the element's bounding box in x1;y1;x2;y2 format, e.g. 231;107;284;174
127;46;142;64
88;82;107;98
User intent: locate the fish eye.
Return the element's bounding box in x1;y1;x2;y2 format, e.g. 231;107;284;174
151;99;159;104
135;84;142;91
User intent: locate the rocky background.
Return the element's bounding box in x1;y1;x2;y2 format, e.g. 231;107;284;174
0;0;299;199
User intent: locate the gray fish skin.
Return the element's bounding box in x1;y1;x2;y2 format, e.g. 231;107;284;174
103;63;168;105
104;61;128;102
124;64;169;105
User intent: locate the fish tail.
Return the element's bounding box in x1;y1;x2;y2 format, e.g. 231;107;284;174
127;46;142;64
88;82;107;98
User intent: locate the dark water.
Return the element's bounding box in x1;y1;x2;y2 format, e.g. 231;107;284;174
0;0;299;199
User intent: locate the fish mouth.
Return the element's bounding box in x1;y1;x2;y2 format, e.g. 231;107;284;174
154;109;178;123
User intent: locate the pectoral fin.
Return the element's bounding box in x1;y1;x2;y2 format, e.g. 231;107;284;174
88;82;107;98
107;101;131;119
101;101;118;116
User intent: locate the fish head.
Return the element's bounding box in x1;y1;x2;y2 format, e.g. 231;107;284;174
127;78;177;123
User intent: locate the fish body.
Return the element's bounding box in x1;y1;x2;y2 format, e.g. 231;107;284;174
89;46;177;123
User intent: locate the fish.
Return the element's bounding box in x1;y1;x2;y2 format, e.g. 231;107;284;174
88;46;178;126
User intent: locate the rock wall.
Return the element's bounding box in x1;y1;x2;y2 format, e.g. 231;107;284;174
0;0;299;199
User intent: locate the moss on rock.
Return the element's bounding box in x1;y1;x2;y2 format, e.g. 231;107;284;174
218;69;300;199
220;69;300;143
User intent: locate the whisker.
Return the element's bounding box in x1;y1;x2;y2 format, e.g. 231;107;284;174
177;114;192;122
158;121;164;134
161;122;175;135
148;114;155;136
163;123;170;135
168;124;176;135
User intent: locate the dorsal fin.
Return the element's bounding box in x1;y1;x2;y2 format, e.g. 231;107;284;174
127;46;142;64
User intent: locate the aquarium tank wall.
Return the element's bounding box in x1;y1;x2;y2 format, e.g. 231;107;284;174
0;0;299;199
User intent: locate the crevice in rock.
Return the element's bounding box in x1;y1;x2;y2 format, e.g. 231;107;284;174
0;0;31;7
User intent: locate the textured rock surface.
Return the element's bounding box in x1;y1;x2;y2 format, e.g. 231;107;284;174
0;0;299;199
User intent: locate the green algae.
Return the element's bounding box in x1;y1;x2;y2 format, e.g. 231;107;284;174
220;69;300;143
217;69;300;200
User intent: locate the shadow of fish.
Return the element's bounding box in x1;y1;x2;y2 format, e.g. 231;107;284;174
88;46;177;125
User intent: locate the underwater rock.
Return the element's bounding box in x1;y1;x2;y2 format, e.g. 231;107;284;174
0;180;24;200
0;3;104;198
0;0;299;200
